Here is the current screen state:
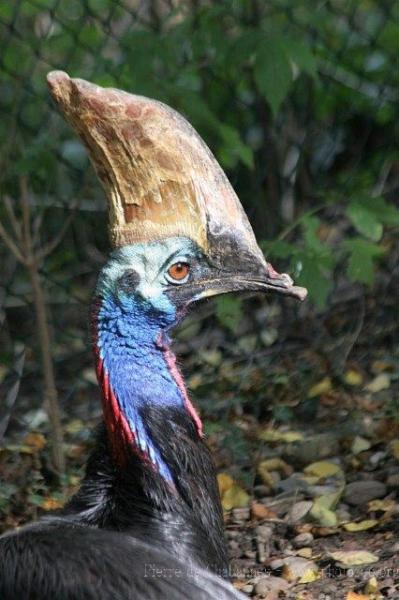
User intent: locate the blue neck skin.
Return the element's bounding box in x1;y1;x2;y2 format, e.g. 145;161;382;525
94;292;190;483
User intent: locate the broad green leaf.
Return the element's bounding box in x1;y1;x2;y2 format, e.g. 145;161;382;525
347;201;383;241
344;239;385;285
254;35;293;116
296;254;333;309
361;196;399;227
219;124;254;169
285;39;318;78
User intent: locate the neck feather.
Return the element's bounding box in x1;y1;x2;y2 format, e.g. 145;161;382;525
91;295;202;480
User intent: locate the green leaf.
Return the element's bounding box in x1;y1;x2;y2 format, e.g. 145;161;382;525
344;238;385;285
219;124;254;169
285;39;318;79
254;35;293;116
215;295;243;333
296;254;333;308
302;216;325;252
347;201;383;241
360;196;399;227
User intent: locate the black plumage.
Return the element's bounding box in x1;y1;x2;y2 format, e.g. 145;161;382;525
0;408;240;599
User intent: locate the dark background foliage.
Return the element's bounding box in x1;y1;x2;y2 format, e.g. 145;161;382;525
0;1;398;566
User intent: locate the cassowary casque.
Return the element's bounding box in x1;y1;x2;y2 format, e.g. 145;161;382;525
0;72;307;600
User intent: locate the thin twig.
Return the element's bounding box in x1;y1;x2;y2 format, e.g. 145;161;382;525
3;195;23;241
37;211;74;261
0;219;26;264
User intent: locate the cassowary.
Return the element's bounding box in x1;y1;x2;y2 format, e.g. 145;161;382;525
0;72;306;599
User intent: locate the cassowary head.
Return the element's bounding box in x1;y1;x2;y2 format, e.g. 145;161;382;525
98;235;302;329
47;72;306;330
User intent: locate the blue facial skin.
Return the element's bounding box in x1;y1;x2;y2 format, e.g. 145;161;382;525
95;238;203;482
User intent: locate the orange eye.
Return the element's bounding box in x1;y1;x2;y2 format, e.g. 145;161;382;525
167;262;190;282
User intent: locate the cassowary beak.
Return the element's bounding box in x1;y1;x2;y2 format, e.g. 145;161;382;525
194;266;307;302
193;243;307;302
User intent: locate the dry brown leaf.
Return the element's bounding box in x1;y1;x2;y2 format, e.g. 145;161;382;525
296;547;313;559
368;498;396;513
24;432;46;451
41;497;63;510
329;550;379;566
250;501;277;520
346;592;368;600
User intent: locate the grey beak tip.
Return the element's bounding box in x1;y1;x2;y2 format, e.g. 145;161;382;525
292;286;308;301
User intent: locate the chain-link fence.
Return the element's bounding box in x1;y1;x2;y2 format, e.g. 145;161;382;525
1;1;399;454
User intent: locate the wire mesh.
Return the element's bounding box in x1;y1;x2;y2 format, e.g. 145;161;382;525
1;0;399;436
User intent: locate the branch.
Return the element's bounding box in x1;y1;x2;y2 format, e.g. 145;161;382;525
3;195;22;241
0;218;26;264
37;211;75;261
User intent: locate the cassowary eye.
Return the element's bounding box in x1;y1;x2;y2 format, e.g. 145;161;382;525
166;262;190;284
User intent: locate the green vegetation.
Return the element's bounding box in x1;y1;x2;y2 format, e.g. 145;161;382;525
1;0;399;310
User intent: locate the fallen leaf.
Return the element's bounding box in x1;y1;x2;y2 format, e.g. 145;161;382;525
217;473;234;496
304;461;342;478
344;370;363;386
343;519;378;532
367;498;396;513
282;557;319;583
346;593;368;600
257;464;275;487
221;483;250;511
65;419;85;434
364;576;379;594
24;432;46;451
351;435;371;454
41;496;63;510
296;547;313;558
259;429;304;443
310;502;337;527
371;360;393;373
258;457;293;476
329;550;379;567
365;373;391;393
299;568;319;584
3;443;34;455
389;440;399;461
251;501;277;520
308;377;332;398
287;501;313;524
